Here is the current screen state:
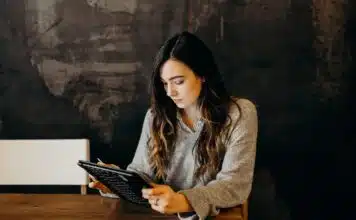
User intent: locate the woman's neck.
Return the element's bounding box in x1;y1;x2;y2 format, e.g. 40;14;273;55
180;104;200;130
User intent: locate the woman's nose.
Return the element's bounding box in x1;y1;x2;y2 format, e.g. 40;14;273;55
166;85;177;97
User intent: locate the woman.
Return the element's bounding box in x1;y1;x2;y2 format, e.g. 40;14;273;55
89;31;258;220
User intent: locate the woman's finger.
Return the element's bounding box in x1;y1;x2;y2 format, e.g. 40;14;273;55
88;174;96;181
150;202;164;214
97;162;119;169
108;164;119;168
88;180;100;189
99;185;111;194
89;181;111;193
148;196;159;205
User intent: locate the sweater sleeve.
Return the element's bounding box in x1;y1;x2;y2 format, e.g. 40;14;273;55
98;109;154;198
177;99;258;220
126;109;155;180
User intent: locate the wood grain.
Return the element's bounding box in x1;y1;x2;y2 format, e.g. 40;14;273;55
0;194;243;220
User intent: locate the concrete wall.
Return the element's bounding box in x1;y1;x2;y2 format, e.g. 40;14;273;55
0;0;353;219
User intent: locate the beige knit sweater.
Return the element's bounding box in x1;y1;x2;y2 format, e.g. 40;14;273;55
103;98;258;220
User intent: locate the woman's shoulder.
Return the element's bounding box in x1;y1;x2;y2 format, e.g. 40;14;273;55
224;97;258;140
228;97;257;119
143;108;154;122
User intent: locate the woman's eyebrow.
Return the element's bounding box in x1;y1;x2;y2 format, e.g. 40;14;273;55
160;75;184;82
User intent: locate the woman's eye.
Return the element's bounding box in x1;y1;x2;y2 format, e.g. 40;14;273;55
174;79;184;85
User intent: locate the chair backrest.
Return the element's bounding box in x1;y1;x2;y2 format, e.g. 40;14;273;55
0;139;89;187
242;201;248;220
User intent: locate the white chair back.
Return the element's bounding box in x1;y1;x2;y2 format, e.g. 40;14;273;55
0;139;90;194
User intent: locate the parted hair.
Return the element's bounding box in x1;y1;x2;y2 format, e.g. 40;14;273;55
148;31;241;181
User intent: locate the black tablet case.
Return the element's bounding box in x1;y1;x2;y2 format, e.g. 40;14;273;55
77;160;151;207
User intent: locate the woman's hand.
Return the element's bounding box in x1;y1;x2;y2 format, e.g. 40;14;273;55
88;162;119;194
142;183;193;214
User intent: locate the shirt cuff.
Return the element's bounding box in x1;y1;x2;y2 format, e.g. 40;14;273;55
178;188;212;219
177;212;199;220
99;190;120;199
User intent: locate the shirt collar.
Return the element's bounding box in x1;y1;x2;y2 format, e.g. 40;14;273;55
176;111;204;133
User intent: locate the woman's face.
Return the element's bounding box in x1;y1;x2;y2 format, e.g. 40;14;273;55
160;59;203;109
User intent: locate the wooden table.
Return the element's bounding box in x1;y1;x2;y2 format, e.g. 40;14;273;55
0;194;243;220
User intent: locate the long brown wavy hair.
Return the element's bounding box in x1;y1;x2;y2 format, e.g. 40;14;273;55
148;31;241;182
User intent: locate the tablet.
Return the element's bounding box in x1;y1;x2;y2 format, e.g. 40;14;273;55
77;160;151;207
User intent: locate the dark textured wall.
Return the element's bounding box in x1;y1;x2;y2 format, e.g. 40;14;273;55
1;1;354;220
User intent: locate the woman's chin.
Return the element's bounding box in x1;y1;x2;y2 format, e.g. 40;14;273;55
175;103;185;109
173;101;186;109
174;100;198;110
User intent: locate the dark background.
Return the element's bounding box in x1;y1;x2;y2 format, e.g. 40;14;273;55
1;0;354;220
